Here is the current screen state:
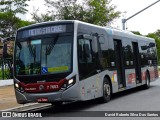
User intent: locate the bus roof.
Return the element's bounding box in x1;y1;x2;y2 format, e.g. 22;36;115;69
18;20;154;42
104;27;154;42
74;20;154;42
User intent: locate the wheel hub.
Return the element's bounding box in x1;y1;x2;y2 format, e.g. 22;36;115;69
104;84;110;96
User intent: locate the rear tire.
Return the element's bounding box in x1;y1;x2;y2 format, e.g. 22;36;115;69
144;72;150;89
100;78;111;103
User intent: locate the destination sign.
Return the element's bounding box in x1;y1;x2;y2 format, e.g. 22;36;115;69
28;25;66;37
17;24;73;39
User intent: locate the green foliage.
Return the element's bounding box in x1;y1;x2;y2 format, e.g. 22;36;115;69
32;0;121;26
0;0;33;38
31;8;53;23
131;31;142;35
0;0;30;14
0;69;10;80
0;12;19;37
17;20;35;29
86;0;120;26
0;12;33;38
0;0;33;80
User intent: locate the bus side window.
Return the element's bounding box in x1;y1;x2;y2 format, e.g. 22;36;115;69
78;39;93;63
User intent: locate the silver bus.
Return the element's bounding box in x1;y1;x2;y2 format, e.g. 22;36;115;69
13;20;159;105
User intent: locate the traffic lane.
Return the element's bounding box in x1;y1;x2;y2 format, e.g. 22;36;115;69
1;79;160;120
61;79;159;111
32;79;160;115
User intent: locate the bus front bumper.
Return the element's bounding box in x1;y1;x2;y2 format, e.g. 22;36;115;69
15;83;80;104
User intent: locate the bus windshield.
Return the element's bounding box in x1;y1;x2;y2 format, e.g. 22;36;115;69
15;35;73;75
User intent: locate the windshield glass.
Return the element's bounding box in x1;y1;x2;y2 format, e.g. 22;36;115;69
15;35;73;75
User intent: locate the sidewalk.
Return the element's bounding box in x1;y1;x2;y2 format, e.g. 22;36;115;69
0;79;13;87
0;80;50;111
0;85;21;110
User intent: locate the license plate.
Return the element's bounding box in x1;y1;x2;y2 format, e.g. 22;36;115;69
37;98;48;102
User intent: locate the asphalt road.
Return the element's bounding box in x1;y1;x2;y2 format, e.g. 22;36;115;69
1;79;160;120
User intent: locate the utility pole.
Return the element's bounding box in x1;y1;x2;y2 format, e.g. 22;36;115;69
122;0;160;30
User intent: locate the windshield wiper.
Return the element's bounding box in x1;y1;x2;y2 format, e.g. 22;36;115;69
46;35;59;55
27;41;35;57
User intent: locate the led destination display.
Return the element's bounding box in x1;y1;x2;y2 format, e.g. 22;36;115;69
17;25;68;39
28;25;66;36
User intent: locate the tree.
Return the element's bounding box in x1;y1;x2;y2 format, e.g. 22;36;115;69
131;31;142;35
31;8;53;23
32;0;121;26
0;0;30;14
0;0;32;38
0;12;19;38
86;0;120;26
0;0;33;79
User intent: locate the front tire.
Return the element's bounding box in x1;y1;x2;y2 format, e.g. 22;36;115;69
100;78;111;103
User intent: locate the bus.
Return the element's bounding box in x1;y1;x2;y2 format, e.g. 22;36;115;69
13;20;159;105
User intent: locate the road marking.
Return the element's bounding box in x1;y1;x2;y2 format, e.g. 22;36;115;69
2;103;50;112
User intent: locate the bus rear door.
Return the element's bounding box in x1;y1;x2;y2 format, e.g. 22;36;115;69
132;42;142;84
114;39;126;88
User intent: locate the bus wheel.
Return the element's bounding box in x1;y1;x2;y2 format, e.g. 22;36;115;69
144;72;150;89
101;78;111;103
51;101;63;106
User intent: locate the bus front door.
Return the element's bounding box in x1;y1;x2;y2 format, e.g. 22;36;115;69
114;40;126;88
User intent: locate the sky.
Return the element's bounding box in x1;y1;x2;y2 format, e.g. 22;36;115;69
21;0;160;35
111;0;160;35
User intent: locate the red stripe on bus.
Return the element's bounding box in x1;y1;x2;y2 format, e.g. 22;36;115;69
19;79;66;93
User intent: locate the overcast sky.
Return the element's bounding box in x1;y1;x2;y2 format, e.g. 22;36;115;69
23;0;160;35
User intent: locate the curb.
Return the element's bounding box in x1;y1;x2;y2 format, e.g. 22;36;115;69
0;79;13;87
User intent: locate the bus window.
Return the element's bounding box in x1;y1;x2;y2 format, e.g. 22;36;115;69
78;35;98;80
139;41;148;66
78;39;93;63
122;40;133;67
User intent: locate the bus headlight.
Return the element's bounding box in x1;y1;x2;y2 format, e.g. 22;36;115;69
67;78;76;88
15;83;19;89
68;79;74;85
61;77;76;90
15;83;24;93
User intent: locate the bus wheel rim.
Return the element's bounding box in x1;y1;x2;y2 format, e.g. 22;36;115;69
104;83;110;96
